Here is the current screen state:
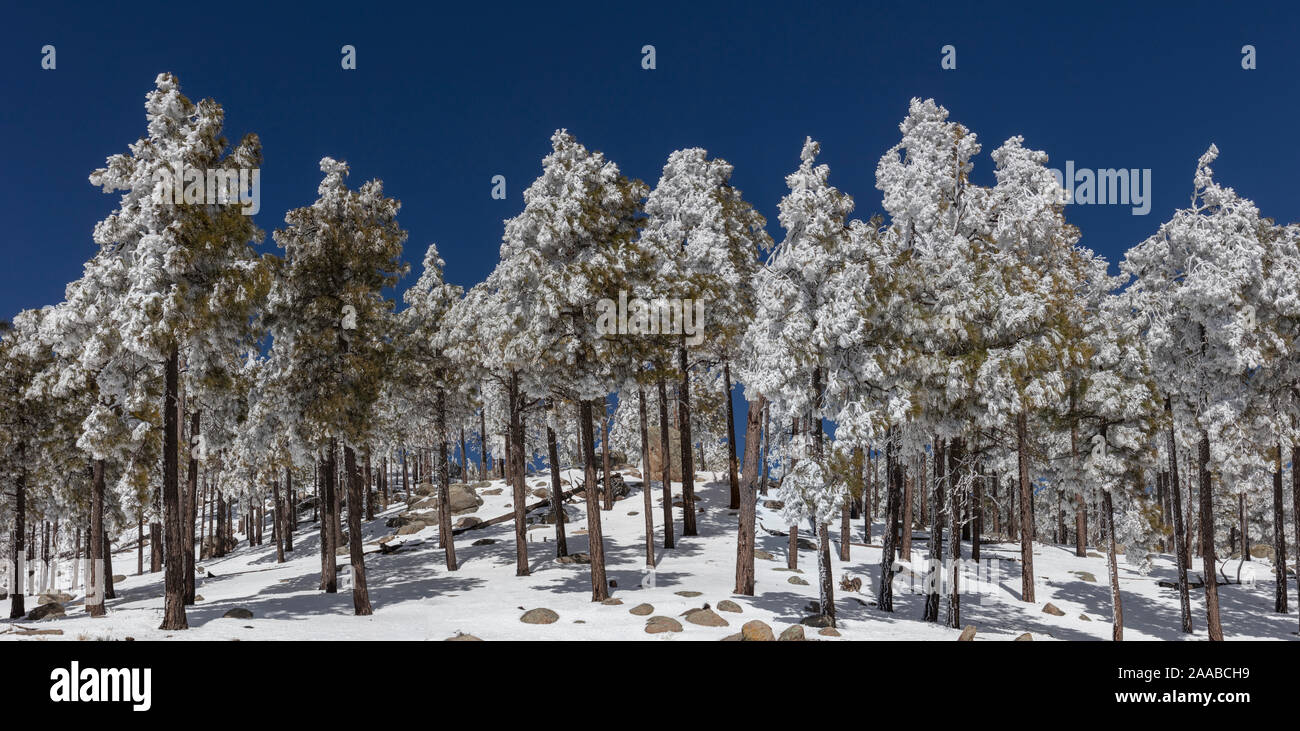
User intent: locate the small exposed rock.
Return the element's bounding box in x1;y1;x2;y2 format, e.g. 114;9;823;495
602;598;623;606
629;603;654;616
674;590;703;597
818;627;841;637
778;625;806;641
1079;614;1092;621
788;576;809;586
800;614;834;628
958;625;977;641
223;608;254;619
684;608;729;627
754;550;775;561
717;599;742;613
1042;602;1065;616
520;608;559;625
645;616;683;634
557;553;590;565
762;500;785;510
1014;632;1033;641
446;633;483;641
1071;571;1097;583
471;538;497;546
27;602;65;620
741;620;775;641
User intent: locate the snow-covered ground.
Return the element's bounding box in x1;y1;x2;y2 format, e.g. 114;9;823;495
4;469;1297;641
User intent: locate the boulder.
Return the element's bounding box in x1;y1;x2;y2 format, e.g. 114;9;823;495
27;602;65;620
788;576;809;586
397;522;428;536
446;633;483;641
645;616;683;634
754;550;775;561
223;608;254;619
1250;544;1275;560
37;591;73;605
741;620;775;641
800;614;835;628
818;627;841;637
112;574;126;584
683;608;729;627
958;625;977;641
717;599;742;613
601;598;623;606
557;553;590;565
1079;614;1092;621
778;625;806;641
1042;602;1065;616
520;608;559;625
1071;571;1097;583
674;590;703;597
471;538;497;546
454;516;482;530
1014;632;1033;641
629;603;654;616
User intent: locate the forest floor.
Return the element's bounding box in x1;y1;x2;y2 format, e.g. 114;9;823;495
4;468;1298;640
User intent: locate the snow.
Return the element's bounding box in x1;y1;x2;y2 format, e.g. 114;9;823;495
6;468;1296;641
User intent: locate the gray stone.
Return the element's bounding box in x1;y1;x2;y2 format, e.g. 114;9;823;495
520;608;559;624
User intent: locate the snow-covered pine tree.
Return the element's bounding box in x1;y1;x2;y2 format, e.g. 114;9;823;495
267;157;408;615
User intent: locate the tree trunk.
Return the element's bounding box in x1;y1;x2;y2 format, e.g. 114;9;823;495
1272;444;1287;613
580;398;608;601
321;446;338;593
1016;411;1034;603
878;431;900;612
724;361;740;510
638;389;655;568
1293;445;1300;634
947;438;962;629
9;454;26;619
901;466;914;559
1166;408;1192;632
478;409;487;481
160;348;187;630
735;394;765;596
972;463;983;562
601;395;614;511
508;375;529;576
272;477;285;564
546;400;568;558
677;344;697;536
1104;486;1123;641
284;468;294;552
437;389;458;571
344;444;373;615
923;439;943;623
657;378;675;549
1198;431;1222;640
788;417;800;570
183;410;199;605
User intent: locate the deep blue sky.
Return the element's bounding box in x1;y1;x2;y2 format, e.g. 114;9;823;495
3;1;1297;324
